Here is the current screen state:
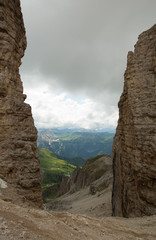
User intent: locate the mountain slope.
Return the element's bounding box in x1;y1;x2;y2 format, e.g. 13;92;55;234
45;155;113;217
0;192;156;240
39;148;76;199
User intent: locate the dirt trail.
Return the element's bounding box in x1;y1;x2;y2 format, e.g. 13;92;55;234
0;198;156;240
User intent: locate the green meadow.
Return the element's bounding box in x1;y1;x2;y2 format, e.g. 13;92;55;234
39;148;76;187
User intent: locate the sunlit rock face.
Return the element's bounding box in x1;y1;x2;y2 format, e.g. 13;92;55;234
112;25;156;217
0;0;42;208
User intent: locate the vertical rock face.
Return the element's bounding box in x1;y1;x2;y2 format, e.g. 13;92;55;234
112;25;156;217
0;0;42;208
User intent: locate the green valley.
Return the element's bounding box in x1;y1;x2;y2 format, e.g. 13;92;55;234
38;129;114;199
39;148;76;187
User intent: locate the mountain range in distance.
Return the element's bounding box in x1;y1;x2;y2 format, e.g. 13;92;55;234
38;127;116;134
37;128;115;166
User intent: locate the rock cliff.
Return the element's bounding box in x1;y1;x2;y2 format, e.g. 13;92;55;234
112;25;156;217
60;155;112;195
0;0;42;208
43;155;112;201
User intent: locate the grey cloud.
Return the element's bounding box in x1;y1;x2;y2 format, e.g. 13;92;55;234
20;0;156;107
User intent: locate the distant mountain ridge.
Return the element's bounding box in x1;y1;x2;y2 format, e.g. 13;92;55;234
37;128;114;163
38;127;116;134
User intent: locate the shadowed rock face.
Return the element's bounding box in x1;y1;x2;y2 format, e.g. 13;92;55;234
0;0;42;208
112;25;156;217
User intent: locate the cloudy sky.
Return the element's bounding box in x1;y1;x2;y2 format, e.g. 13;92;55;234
20;0;156;130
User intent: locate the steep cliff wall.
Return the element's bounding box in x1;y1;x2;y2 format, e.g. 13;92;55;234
112;25;156;217
0;0;42;208
59;155;112;195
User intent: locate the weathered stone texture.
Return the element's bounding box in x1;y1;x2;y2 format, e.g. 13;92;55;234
112;25;156;217
0;0;42;208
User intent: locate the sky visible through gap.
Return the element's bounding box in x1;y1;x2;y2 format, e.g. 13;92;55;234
20;0;156;130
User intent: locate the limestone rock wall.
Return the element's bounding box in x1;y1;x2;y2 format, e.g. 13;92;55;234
112;25;156;217
0;0;42;208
